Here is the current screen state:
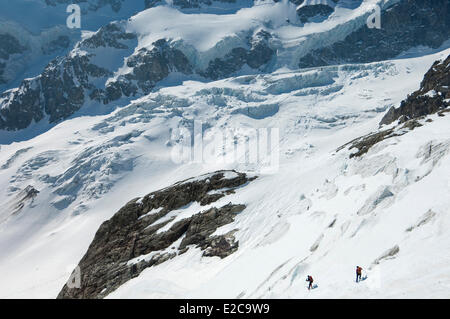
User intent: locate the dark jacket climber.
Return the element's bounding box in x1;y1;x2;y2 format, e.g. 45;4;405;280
306;275;314;290
356;266;363;282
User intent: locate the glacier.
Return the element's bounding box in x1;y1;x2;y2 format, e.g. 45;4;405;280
0;0;449;299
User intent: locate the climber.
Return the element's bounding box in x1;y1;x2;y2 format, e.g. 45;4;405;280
306;275;314;290
356;266;363;283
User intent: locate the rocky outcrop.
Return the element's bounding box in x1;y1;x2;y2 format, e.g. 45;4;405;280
81;22;137;50
296;0;339;23
0;55;109;130
200;30;275;80
57;170;256;299
299;0;450;68
0;22;136;131
99;39;193;103
339;54;450;158
380;54;450;126
343;128;401;158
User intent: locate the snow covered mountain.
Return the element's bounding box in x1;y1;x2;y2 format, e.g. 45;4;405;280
2;0;449;136
0;0;449;299
0;0;148;91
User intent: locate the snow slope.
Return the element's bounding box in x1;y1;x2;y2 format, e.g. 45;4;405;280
0;46;449;298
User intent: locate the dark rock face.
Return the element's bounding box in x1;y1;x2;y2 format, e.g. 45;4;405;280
57;170;256;299
0;55;110;130
299;0;450;68
380;55;450;125
200;30;275;80
99;39;193;103
296;0;339;23
82;22;136;50
0;22;136;131
339;54;450;158
343;128;401;158
337;122;429;158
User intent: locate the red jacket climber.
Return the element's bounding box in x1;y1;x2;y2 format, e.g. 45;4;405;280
356;266;363;282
